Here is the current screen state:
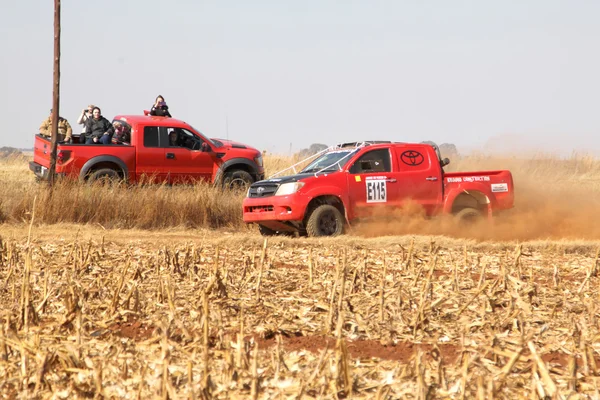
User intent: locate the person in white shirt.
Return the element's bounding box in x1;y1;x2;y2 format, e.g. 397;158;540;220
76;104;95;143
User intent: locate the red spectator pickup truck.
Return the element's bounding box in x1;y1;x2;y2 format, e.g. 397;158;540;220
243;141;514;236
30;115;264;186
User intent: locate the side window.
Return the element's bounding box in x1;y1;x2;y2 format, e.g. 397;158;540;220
349;149;391;174
143;126;159;147
165;128;204;150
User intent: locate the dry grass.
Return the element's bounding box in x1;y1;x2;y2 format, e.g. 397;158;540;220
0;153;305;230
6;180;246;230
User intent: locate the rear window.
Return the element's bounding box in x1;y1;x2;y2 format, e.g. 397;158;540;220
144;126;159;147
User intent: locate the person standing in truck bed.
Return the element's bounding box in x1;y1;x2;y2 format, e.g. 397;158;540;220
39;109;73;143
76;104;95;143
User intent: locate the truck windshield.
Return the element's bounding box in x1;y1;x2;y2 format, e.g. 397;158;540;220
301;150;356;173
189;125;221;148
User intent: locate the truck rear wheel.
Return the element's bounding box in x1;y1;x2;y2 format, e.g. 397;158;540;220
223;170;253;191
88;168;121;184
306;204;345;237
454;207;482;225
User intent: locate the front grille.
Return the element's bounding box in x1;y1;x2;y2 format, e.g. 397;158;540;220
248;183;279;198
247;205;274;213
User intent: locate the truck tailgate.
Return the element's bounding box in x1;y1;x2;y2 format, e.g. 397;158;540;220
33;135;52;168
444;170;514;210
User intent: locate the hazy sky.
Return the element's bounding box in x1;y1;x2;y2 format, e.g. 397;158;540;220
2;1;599;154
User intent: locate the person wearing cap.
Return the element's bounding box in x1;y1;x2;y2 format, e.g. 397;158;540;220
39;109;73;143
77;104;95;143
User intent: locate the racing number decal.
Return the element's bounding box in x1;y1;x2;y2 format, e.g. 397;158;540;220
366;180;387;203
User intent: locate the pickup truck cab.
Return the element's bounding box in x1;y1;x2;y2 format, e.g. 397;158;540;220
243;141;514;236
30;115;264;186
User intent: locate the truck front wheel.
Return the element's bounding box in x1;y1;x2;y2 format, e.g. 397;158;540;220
306;205;345;237
223;170;253;191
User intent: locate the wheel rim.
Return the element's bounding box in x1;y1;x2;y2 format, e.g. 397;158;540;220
227;177;250;191
318;210;339;236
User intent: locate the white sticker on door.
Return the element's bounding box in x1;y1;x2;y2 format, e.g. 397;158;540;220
366;180;387;203
491;183;508;193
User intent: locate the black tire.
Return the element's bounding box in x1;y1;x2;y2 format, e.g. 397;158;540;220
306;204;345;237
223;169;253;191
454;207;482;225
88;168;121;184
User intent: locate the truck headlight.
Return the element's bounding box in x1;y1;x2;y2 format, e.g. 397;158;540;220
275;182;305;196
254;154;263;167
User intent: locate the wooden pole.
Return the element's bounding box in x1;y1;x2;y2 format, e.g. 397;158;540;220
48;0;61;186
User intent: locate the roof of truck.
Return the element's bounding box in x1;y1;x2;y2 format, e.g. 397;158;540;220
113;114;191;127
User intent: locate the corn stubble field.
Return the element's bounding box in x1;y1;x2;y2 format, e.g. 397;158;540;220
3;153;600;398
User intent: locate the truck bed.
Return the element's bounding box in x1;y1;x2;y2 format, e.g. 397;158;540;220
444;169;514;210
32;134;136;180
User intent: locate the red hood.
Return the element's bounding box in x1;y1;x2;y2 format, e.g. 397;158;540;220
212;138;258;151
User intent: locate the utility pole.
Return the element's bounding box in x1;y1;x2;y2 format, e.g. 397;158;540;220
48;0;61;186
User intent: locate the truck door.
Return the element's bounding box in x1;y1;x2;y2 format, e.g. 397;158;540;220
135;126;169;183
161;127;215;183
346;148;396;219
389;145;443;215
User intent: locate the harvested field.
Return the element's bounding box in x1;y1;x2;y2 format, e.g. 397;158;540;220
1;224;600;398
3;154;600;398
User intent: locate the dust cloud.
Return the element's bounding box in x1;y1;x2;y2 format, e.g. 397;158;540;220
353;155;600;242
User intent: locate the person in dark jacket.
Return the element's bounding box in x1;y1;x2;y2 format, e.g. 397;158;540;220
150;95;172;117
85;107;114;144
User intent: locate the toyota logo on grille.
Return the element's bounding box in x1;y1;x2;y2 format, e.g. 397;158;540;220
257;187;265;195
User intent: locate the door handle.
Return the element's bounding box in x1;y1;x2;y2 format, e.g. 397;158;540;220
166;153;175;159
385;178;397;183
425;176;438;181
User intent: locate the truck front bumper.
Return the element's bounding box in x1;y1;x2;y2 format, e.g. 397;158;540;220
243;194;308;231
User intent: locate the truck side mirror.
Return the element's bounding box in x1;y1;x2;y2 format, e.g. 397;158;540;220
201;142;211;152
441;158;450;167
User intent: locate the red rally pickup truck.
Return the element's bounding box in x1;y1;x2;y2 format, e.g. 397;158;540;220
30;115;264;186
243;141;514;236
